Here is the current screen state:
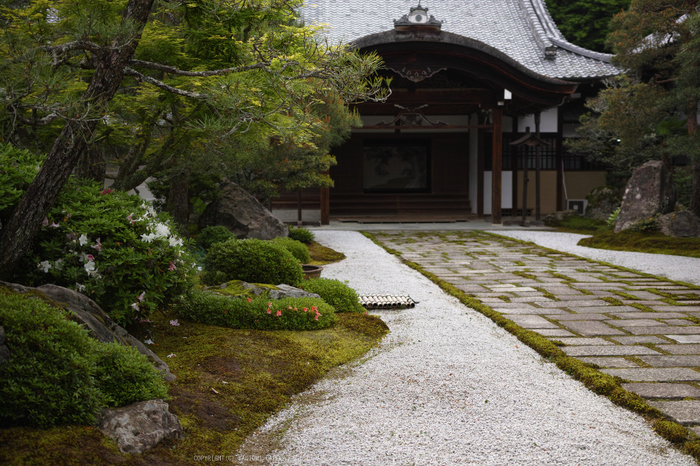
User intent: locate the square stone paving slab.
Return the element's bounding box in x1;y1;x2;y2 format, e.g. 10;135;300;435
578;357;640;368
638;355;700;367
601;368;700;382
506;315;559;329
546;313;609;321
564;306;642;314
622;383;700;399
626;326;700;335
658;344;700;354
647;400;700;425
553;337;615;346
606;312;688;319
610;336;670;345
496;308;571;315
667;335;700;344
535;329;576;337
560;321;626;336
537;300;609;308
605;319;667;327
662;319;697;326
564;346;661;357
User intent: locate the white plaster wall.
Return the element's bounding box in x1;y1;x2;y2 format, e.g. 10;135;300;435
483;171;513;214
518;107;558;133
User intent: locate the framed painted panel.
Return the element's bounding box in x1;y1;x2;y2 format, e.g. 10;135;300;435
363;139;430;193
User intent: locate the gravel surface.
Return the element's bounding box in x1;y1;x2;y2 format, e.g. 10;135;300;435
237;231;694;466
487;231;700;287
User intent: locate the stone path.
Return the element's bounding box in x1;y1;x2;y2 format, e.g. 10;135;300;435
372;230;700;433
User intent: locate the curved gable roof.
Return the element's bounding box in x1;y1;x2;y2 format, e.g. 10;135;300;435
301;0;621;80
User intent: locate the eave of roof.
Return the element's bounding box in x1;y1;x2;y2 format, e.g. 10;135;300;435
300;0;622;81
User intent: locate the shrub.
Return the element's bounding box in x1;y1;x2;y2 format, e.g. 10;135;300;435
299;278;365;313
288;226;315;244
202;238;303;286
8;177;196;325
272;236;311;263
175;289;337;330
0;144;44;222
0;292;168;428
196;225;235;251
628;215;659;233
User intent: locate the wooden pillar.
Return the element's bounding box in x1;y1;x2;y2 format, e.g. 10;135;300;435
491;107;503;224
535;112;541;220
556;108;564;211
320;185;330;226
477;127;485;219
297;190;303;227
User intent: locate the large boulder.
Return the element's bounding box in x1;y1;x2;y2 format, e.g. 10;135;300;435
657;210;700;238
586;186;622;221
0;281;175;381
199;180;288;240
615;161;676;233
99;399;182;454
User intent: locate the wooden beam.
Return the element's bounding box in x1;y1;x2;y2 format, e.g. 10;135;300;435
491;107;503;224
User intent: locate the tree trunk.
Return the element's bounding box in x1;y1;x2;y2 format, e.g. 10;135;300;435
687;102;700;217
0;0;155;280
167;166;191;237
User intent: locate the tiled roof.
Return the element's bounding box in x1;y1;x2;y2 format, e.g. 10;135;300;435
301;0;621;80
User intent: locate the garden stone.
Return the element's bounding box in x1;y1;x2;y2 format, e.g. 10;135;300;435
542;210;579;226
615;160;676;233
585;186;621;221
199;180;288;240
0;281;175;382
239;282;320;300
0;326;10;366
656;210;700;237
99;399;182;454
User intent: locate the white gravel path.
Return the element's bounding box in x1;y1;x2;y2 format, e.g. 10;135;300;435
487;231;700;287
238;230;695;466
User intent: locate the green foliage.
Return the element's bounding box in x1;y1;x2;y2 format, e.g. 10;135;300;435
93;343;168;407
202;238;303;286
628;215;659;232
175;290;337;330
5;171;196;324
272;236;311;263
545;0;631;52
551;215;610;233
0;144;44;217
288;225;315;244
299;278;365;313
0;292;168;428
607;207;621;227
674;168;693;208
196;225;235;251
578;230;700;258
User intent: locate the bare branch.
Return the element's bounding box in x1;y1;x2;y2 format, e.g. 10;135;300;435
123;67;209;99
127;58;270;77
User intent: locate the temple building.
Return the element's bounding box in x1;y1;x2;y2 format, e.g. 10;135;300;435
273;0;621;224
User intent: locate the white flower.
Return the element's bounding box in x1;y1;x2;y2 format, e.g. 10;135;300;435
84;260;98;276
154;222;170;238
141;232;156;243
144;338;153;345
54;259;64;271
38;261;51;273
75;283;86;292
169;236;183;248
78;234;88;246
167;353;176;358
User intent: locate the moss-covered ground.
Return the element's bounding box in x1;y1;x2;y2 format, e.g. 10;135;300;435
0;243;387;465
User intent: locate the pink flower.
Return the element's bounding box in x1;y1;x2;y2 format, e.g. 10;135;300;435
127;213;135;224
267;308;272;314
131;302;140;311
170;319;180;326
314;314;319;321
42;218;49;227
86;254;95;261
311;306;318;312
276;310;282;317
137;291;146;302
169;261;177;271
268;302;272;308
303;307;308;312
247;297;252;303
93;238;102;251
50;222;60;228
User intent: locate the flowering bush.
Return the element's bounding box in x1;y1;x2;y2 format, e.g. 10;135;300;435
11;178;196;324
175;290;337;330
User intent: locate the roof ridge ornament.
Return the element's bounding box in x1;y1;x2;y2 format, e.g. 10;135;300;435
394;3;443;30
